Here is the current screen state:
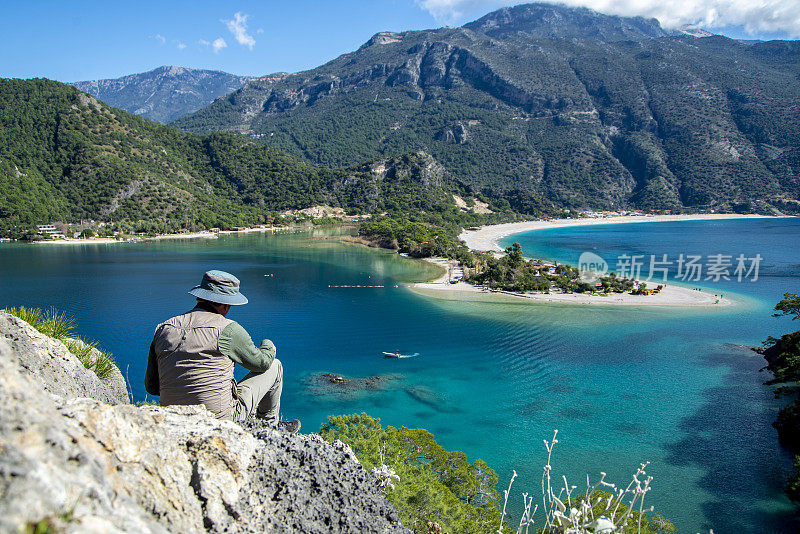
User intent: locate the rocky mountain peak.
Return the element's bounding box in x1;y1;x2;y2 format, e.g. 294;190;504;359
676;24;714;37
463;2;672;41
72;66;252;123
365;31;404;47
159;65;189;76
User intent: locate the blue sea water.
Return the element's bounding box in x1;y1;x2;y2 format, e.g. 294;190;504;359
1;219;799;533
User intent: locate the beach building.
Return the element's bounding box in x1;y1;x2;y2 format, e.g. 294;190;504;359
36;224;57;235
36;224;65;239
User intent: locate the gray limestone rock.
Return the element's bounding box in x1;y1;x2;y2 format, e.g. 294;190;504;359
0;312;130;405
0;312;409;533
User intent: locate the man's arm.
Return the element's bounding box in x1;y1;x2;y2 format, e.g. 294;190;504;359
144;340;160;396
219;321;276;373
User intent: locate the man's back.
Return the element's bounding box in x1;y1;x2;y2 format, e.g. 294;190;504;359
150;306;237;419
145;270;298;431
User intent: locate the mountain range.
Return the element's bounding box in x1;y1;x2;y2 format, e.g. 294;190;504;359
72;66;251;124
3;2;800;239
172;3;800;214
1;78;496;238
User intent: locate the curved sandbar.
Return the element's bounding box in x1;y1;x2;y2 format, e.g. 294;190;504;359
411;280;731;307
409;214;779;307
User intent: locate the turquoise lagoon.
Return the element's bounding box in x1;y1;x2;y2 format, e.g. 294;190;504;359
2;219;799;533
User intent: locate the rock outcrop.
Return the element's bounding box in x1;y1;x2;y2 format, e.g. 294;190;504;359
0;312;408;533
0;313;129;405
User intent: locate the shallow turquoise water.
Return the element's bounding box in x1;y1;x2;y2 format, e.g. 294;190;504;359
1;220;798;532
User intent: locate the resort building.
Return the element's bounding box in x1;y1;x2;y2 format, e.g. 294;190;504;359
36;224;65;239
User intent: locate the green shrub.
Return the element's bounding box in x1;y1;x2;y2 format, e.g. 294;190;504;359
5;306;75;340
320;413;507;534
63;338;117;381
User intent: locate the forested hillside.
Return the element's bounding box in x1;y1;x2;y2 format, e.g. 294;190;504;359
1;79;530;237
175;3;800;213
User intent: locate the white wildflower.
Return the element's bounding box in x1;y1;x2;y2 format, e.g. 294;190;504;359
372;464;400;491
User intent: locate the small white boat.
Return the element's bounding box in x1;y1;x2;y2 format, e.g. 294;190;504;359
382;351;418;359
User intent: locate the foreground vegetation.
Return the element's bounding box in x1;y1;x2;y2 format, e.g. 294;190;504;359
759;292;800;503
3;306;117;380
320;413;505;534
321;414;674;533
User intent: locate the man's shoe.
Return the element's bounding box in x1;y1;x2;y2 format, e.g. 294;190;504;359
278;419;301;433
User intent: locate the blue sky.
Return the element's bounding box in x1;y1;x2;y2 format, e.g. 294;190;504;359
3;0;797;82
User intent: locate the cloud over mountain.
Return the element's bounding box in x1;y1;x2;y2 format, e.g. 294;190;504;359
225;12;256;49
212;37;227;53
417;0;800;36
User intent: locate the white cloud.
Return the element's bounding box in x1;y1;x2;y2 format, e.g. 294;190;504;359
212;37;227;53
176;41;187;50
152;33;166;44
198;39;210;46
416;0;800;37
257;28;264;34
223;12;256;49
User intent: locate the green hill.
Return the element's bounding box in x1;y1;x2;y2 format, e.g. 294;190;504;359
174;3;800;213
1;79;526;238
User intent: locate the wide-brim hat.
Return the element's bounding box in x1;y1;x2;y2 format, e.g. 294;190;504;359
189;270;248;305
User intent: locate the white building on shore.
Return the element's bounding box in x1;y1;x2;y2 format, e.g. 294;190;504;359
36;224;65;239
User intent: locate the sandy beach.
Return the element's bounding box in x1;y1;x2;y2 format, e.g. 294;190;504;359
460;213;774;252
32;237;122;245
29;226;301;246
31;231;218;245
411;278;731;307
150;230;218;240
407;213;775;307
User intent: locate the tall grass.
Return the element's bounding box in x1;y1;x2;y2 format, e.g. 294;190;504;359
5;306;117;381
6;306;75;339
63;338;117;381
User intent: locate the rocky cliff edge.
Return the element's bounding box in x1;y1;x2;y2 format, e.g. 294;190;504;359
0;311;407;533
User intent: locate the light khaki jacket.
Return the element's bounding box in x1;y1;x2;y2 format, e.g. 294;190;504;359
145;305;275;419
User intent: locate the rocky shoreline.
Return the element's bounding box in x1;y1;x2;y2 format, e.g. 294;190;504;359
0;311;408;533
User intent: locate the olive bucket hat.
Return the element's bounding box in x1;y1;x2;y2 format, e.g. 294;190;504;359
188;270;249;305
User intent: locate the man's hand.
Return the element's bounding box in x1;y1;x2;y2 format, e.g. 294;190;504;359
259;339;276;354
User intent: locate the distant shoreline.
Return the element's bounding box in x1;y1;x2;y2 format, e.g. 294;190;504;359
28;226;299;246
410;279;733;307
411;255;732;307
459;213;782;253
408;214;782;307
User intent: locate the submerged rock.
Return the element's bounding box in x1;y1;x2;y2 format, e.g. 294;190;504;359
304;372;404;400
0;312;408;533
404;386;461;413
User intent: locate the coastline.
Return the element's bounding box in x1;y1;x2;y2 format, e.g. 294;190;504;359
459;213;778;252
409;213;775;307
410;279;732;307
28;226;300;246
32;237;122;245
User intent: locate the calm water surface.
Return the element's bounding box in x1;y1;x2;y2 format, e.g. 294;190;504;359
2;220;798;533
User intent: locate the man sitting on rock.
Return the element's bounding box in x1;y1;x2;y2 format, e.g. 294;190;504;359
145;270;300;432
